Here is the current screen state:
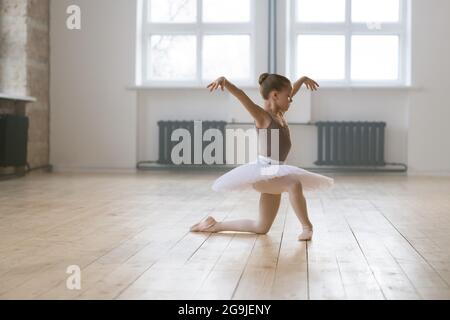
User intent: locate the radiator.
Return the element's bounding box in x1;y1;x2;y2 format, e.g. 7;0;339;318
0;115;29;167
158;120;227;165
315;121;386;166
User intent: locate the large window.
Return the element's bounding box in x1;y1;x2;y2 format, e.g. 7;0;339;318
138;0;410;87
288;0;410;86
138;0;258;86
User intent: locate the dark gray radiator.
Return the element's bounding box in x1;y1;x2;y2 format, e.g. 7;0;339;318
315;121;386;166
0;115;29;167
158;121;227;165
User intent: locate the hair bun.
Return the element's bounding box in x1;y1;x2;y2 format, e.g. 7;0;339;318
258;73;270;85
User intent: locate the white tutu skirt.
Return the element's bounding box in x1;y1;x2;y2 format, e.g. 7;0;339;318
212;155;334;192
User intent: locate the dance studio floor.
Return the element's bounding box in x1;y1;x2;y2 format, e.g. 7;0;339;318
1;171;449;300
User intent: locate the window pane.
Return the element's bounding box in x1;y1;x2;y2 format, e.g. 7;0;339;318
351;36;399;81
296;0;346;22
203;35;251;80
148;0;196;23
352;0;400;23
203;0;251;23
148;35;196;80
296;35;345;80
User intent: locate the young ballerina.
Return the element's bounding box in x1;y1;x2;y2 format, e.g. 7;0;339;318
190;73;334;241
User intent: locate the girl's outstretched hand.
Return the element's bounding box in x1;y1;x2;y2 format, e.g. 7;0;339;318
301;76;320;91
207;76;226;92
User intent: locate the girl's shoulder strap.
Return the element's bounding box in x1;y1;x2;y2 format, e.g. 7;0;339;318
256;110;274;129
267;111;288;129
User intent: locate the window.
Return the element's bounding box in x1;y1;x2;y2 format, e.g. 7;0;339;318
137;0;259;87
288;0;410;86
137;0;410;87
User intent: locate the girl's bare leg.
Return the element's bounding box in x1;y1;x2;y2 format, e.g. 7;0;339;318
190;193;281;234
252;176;314;241
191;176;313;240
287;181;313;241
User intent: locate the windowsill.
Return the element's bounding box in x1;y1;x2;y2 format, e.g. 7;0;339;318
127;84;259;90
0;92;36;102
317;85;421;91
127;84;421;91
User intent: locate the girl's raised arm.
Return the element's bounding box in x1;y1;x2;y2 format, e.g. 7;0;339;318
291;76;320;98
207;76;267;125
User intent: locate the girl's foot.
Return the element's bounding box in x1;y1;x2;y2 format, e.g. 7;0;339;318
298;225;313;241
190;216;218;233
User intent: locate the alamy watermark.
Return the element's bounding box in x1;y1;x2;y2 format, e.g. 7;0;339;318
366;21;382;30
170;121;282;175
66;5;81;30
66;265;81;290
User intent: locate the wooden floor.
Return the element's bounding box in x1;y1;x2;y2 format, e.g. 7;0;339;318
0;170;449;300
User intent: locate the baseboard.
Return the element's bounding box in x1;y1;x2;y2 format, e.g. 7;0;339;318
407;170;450;177
50;165;450;177
51;165;137;174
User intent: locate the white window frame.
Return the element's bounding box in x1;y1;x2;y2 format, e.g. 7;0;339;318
137;0;263;87
287;0;411;87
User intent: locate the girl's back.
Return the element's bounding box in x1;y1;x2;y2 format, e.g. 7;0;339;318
256;111;292;162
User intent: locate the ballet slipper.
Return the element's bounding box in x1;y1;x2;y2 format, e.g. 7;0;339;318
190;216;217;232
298;227;313;241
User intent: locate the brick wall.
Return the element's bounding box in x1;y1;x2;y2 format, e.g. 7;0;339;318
0;0;50;168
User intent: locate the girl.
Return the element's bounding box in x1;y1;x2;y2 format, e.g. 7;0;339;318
190;74;334;241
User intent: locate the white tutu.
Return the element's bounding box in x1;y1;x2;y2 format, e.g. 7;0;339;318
212;155;334;192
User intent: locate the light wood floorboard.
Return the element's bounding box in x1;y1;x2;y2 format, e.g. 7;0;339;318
0;172;449;300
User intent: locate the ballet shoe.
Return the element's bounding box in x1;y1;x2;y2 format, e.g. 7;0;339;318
190;216;217;232
298;227;313;241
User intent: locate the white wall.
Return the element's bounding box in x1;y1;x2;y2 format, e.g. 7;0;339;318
50;0;450;175
50;0;137;171
136;87;313;165
312;89;410;167
408;0;450;175
136;88;408;168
